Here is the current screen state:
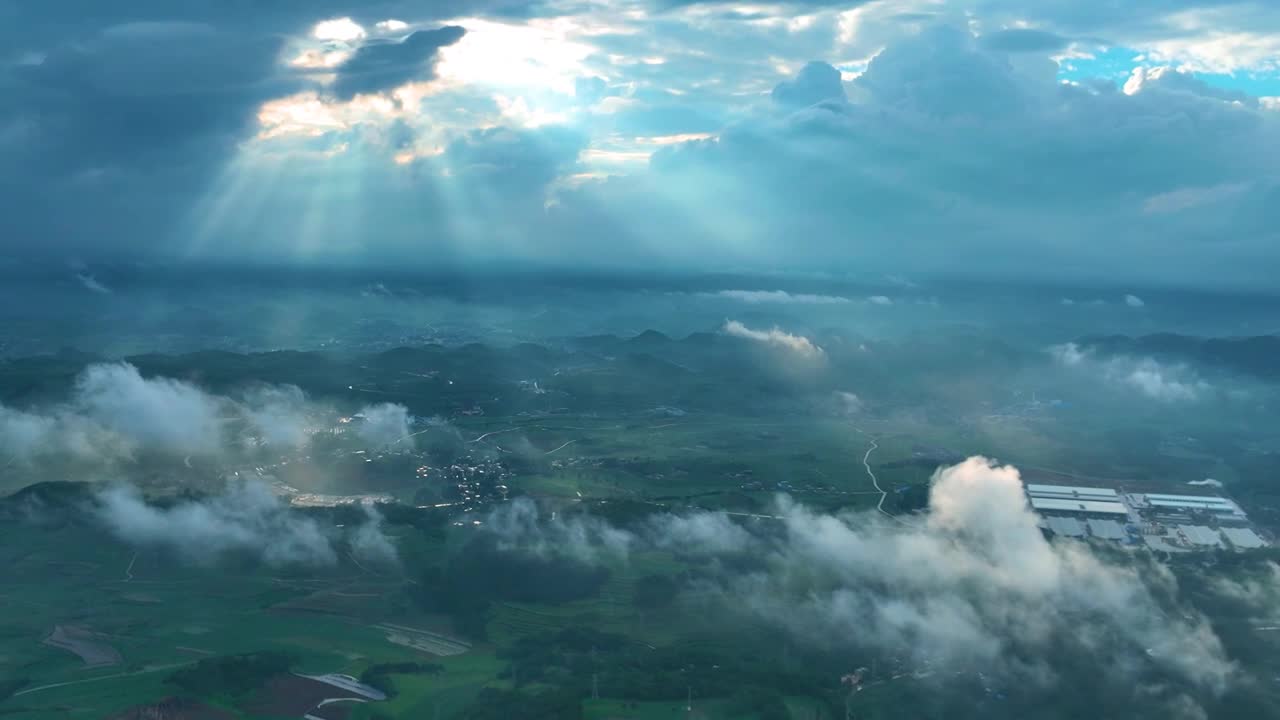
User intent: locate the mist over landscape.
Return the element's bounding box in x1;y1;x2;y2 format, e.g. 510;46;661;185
4;0;1280;718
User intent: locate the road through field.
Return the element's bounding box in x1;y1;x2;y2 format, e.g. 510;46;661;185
854;427;899;522
13;662;192;698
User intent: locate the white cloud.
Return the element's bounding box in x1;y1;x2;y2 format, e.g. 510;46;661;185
95;481;337;567
1050;344;1209;401
350;503;401;569
313;17;366;43
722;320;823;357
1124;294;1146;308
1049;342;1089;366
434;17;596;96
241;385;314;448
1211;562;1280;609
867;295;893;305
1142;182;1250;215
375;19;409;34
473;455;1233;693
836;390;864;415
356;403;413;448
0;364;340;464
1123;359;1206;401
75;273;110;294
710;289;851;304
0;405;111;463
94;481;401;569
75;363;226;455
485;497;632;564
751;457;1232;689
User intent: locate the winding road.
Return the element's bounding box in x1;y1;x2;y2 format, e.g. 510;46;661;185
863;439;886;513
855;427;902;522
544;439;577;456
13;662;192;698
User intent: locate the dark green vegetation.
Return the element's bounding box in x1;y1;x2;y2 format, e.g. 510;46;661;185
167;652;296;700
1079;333;1280;381
3;331;1280;718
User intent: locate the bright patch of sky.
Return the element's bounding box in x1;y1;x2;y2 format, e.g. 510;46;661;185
1058;45;1280;97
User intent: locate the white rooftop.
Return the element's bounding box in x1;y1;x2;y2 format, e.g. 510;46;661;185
1087;519;1126;540
1029;497;1128;515
1178;525;1223;547
1221;527;1266;549
1046;516;1086;537
1026;484;1118;498
1145;493;1233;506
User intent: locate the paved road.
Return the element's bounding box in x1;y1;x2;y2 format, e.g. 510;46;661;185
544;439;577;455
855;428;900;522
13;662;192;698
468;428;521;443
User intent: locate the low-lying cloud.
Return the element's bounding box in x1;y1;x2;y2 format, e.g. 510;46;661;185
479;455;1232;696
95;480;398;568
485;498;632;564
356;402;413;448
708;290;851;304
75;272;111;294
350;503;402;569
76;363;226;455
0;363;334;466
1050;343;1209;402
722;320;823;357
96;481;337;567
242;384;315;449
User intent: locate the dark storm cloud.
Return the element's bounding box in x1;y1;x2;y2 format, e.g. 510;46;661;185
551;24;1280;285
0;1;528;47
1;1;1279;287
330;26;467;99
10;23;289;172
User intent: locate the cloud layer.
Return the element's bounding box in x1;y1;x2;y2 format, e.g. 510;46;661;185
2;3;1279;288
95;480;398;568
479;456;1233;698
1051;342;1210;401
0;363;324;465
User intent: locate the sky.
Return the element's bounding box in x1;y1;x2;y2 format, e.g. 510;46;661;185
1;0;1278;289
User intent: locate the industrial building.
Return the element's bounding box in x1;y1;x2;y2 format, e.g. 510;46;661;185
1128;493;1246;521
1026;484;1119;501
1222;527;1266;549
1086;519;1126;541
1131;489;1249;525
1045;516;1086;538
1027;482;1268;550
1026;484;1128;517
1178;525;1224;548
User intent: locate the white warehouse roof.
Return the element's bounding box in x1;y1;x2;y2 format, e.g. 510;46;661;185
1029;497;1128;515
1145;493;1233;507
1148;499;1239;515
1046;516;1086;537
1221;527;1266;549
1026;484;1118;499
1087;519;1127;540
1179;525;1223;547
